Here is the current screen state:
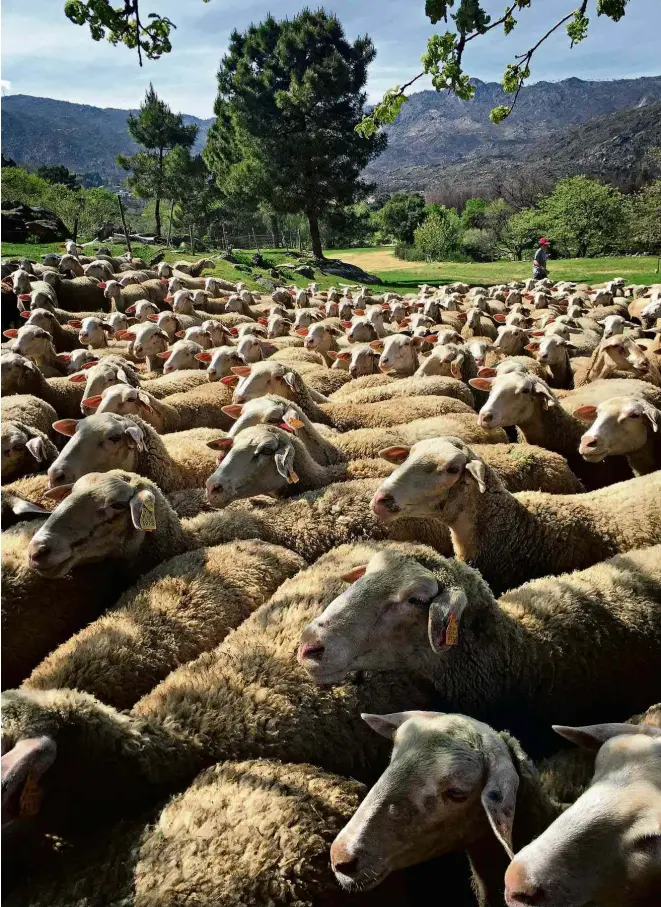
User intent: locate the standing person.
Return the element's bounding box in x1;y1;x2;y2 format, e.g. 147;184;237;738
533;237;550;279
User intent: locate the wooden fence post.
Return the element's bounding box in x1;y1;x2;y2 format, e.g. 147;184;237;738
166;199;175;248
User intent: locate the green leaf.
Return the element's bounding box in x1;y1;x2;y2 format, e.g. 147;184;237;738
489;105;510;124
567;11;590;44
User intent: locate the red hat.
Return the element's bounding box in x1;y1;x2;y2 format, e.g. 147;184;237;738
539;237;550;246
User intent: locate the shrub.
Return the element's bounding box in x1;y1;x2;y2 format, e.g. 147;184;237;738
460;227;497;262
413;206;463;262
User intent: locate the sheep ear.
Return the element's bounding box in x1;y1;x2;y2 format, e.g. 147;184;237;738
369;340;385;352
532;380;556;408
175;331;185;339
69;372;88;383
465;458;487;492
476;367;497;378
156;352;171;360
3;329;19;338
41;484;74;502
0;736;57;818
124;424;145;451
341;564;367;583
221;404;243;419
361;711;440;740
553;723;661;750
283;371;299;392
129;488;156;532
68;320;83;329
221;375;239;387
282;409;305;431
574;404;598;420
56;352;72;362
231;366;252;377
195;352;212;362
469;377;493;392
25;436;47;462
428;587;468;654
52;419;79;437
82;395;103;410
206;437;233;451
274;445;298;484
9;497;47;516
378;446;410;464
481;739;520;859
494;313;507;323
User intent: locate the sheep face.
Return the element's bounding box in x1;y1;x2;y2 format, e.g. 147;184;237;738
464;340;491;368
577;396;661;462
0;351;40;394
304;323;337;355
343;345;380;379
529;334;572;367
198;346;243;382
346;318;377;344
124;323;169;361
11;269;32;294
79;317;112;348
28;472;158;577
171;291;194;316
293;309;321;331
65;349;99;374
371;437;487;522
640;301;661;329
205;425;298;507
505;728;661;907
200;320;230;347
48;413;147;488
328;711;520;893
79;360;139;413
105;313;131;334
267;314;291;338
180;326;212;349
599;337;651;376
93;385;155;421
24;308;58;335
493;326;529;356
226;395;301;438
153;311;180;342
1;422;49;479
377;334;420;376
160;340;203;375
416;344;464;379
298;547;444;683
472;373;556;430
10;325;54;362
236;334;264;363
232;362;294;405
127;300;159;323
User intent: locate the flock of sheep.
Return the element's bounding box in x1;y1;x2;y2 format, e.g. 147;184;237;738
1;240;661;907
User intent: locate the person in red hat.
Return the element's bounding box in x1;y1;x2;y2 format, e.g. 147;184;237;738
533;237;550;279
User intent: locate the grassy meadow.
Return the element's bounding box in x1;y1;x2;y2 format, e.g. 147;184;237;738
3;241;659;291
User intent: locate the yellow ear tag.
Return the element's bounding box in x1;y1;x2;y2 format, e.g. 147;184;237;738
287;468;299;484
445;613;459;646
139;496;156;531
19;774;44;818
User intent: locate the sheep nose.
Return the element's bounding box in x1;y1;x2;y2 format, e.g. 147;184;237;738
233;394;246;405
298;641;325;663
583;436;598;449
478;411;493;426
27;539;52;565
371;491;400;518
350;367;358;378
48;466;68;488
504;862;546;906
331;841;359;877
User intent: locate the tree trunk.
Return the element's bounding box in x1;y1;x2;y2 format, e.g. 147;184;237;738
307;210;323;260
155;147;164;238
154;196;162;239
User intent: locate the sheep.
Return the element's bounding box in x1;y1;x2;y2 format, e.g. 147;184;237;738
5;325;67;377
194;344;244;381
297;323;345;366
25;539;305;710
22;308;82;352
582;334;661;385
299;542;661;757
85;383;233;435
76;357;142;413
47;414;222;493
464;338;492;368
204;275;236;294
198;318;232;347
505;722;661;907
205;425;393;506
371;333;430;377
330;711;563;902
333;374;475;409
74;315;116;350
137;368;209;399
171;257;215;277
1;421;58;481
2;759;417;907
1;537;434;840
471;371;632;489
156;339;204;375
115;322;169;371
368;436;661;593
329;344;381;378
414;343;478;383
462;308;497;342
637;299;661;330
345;316;379;344
231;361;474;430
225;395;507;463
1;394;58;439
0;489;47;530
48;275;109;312
575;395;661;476
375;437;584;496
265;311;293;337
1;351;86;419
124;299;160;322
15;278;58;312
524;334;575;388
148;309;199;342
557;376;661;414
103;279;168;314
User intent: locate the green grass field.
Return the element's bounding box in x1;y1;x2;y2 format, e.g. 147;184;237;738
3;241;659;291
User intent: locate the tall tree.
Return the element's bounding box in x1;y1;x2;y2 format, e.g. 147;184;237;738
539;176;627;257
204;10;385;259
36;164;80;190
117;84;198;237
378;192;427;243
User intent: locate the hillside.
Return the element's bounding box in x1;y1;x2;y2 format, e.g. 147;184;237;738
2;76;660;192
1;95;212;184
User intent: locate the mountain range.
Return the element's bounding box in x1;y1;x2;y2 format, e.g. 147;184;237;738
2;75;660;193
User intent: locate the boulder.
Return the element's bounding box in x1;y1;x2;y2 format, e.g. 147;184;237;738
318;257;380;285
1;201;71;243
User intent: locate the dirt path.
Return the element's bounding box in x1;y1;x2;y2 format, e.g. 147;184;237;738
336;248;426;272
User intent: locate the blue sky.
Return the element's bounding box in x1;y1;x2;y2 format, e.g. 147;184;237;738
2;0;660;117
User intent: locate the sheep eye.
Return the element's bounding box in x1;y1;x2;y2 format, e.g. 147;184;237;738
446;465;460;474
628;413;641;419
106;435;121;444
444;788;469;803
109;502;126;512
407;596;430;607
521;388;530;394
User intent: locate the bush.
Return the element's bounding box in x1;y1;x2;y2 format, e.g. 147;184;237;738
394;242;420;261
413;206;463;262
460;228;497;262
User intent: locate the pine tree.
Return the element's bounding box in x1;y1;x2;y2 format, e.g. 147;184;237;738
117;84;198;237
204;10;385;259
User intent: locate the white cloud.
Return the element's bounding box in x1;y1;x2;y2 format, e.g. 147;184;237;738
1;79;12;94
